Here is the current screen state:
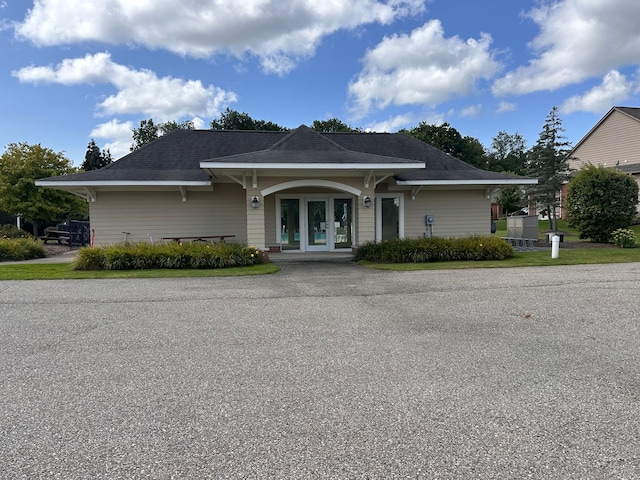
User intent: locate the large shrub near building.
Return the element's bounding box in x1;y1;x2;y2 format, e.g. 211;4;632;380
73;242;264;270
354;236;513;263
566;164;639;243
0;238;45;261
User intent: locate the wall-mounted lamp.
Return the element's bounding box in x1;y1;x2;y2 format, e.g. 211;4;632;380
251;196;260;209
363;195;372;208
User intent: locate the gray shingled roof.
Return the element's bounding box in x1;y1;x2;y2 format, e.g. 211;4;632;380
39;125;534;184
616;106;640;121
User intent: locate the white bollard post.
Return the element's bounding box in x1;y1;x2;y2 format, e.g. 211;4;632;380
551;235;560;259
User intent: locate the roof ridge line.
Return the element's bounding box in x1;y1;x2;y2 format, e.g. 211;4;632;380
267;125;348;152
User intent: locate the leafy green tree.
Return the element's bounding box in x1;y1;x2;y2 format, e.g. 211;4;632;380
497;187;524;217
566;164;638;242
459;136;488;170
487;131;528;174
82;139;112;171
159;120;195;134
527;107;573;231
0;143;87;236
131;118;198;151
405;122;487;169
312;118;360;133
131;118;159;151
210;108;287;131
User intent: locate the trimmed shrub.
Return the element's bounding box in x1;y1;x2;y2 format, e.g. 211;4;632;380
0;238;46;261
354;236;514;263
72;241;265;270
611;228;636;248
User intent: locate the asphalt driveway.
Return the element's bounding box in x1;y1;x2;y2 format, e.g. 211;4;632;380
1;261;638;479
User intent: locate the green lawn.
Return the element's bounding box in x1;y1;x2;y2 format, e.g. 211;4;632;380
361;247;640;271
493;218;640;242
0;262;280;281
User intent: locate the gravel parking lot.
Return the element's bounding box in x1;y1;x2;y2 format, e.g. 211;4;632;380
1;260;638;479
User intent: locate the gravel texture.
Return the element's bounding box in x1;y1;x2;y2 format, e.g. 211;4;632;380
0;261;638;479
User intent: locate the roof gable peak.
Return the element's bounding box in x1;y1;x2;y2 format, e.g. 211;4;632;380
268;124;347;152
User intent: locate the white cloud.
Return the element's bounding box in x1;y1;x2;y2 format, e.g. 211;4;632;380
460;104;482;118
15;0;425;75
90;119;134;160
560;70;633;114
496;101;517;113
493;0;640;95
12;52;237;120
365;113;416;132
348;20;501;117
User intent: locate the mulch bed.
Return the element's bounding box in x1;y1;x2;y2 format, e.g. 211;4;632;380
43;244;74;257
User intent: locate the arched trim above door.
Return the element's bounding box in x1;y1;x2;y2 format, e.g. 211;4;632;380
261;180;361;197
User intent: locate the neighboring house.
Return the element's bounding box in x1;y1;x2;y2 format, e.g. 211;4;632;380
36;125;536;251
569;106;640;210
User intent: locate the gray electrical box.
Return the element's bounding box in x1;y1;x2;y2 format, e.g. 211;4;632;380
507;215;538;239
425;215;435;225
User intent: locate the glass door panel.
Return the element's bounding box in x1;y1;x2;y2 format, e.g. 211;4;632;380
333;199;352;248
307;200;327;249
381;197;400;241
281;199;300;250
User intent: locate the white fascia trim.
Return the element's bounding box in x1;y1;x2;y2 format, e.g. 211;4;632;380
35;180;212;187
396;179;538;186
200;162;425;170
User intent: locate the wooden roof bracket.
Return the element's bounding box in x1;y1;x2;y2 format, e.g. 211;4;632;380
364;170;373;188
81;187;96;203
411;186;422;200
375;174;392;187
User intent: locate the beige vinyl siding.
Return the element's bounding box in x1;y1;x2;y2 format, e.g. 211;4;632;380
572;110;640;167
89;185;246;246
405;189;491;238
264;195;277;245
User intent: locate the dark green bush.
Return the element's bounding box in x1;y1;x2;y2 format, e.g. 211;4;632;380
0;238;46;261
566;164;639;242
0;224;32;239
72;241;265;270
354;236;514;263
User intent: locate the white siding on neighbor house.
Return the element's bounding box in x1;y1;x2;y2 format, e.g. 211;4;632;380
404;189;491;238
89;185;247;246
571;110;640;168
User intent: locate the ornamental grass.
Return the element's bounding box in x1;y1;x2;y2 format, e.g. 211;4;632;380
73;241;264;270
354;236;514;263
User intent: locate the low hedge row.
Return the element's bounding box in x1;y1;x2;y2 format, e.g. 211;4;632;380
354;236;514;263
0;238;46;261
73;242;265;270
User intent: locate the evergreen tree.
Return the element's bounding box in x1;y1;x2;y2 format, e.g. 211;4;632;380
527;107;573;231
82;139;112;170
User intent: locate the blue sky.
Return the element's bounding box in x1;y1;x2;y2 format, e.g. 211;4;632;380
2;0;640;165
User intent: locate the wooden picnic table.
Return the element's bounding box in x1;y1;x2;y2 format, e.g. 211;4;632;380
161;235;236;243
42;228;71;244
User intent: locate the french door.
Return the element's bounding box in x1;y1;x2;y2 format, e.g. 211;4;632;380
278;196;353;252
